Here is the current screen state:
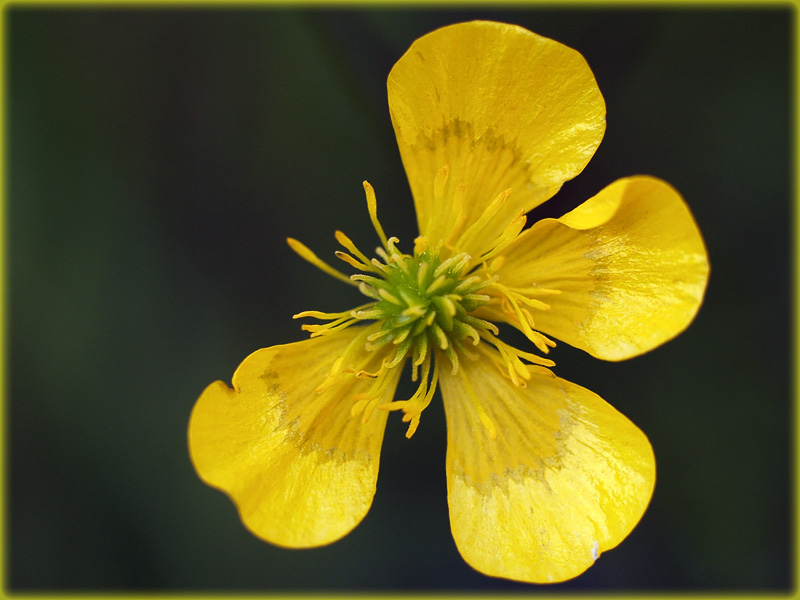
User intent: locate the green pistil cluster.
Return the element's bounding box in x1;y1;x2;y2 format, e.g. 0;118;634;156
352;240;495;372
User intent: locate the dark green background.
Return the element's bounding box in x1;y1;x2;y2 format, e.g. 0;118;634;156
8;5;792;592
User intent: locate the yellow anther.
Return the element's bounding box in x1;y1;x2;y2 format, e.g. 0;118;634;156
413;335;429;367
480;210;527;264
479;330;555;386
363;181;389;250
335;230;380;271
489;282;557;353
454;187;512;252
379;354;438;438
335;250;371;271
413;236;429;256
287;238;356;286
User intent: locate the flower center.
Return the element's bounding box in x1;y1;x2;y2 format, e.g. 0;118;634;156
287;179;556;438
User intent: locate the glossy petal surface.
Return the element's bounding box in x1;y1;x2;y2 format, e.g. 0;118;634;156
388;21;605;257
188;327;399;548
440;351;655;583
484;176;709;360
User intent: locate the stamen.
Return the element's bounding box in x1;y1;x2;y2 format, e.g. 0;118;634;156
380;353;440;438
287;238;357;286
385;237;403;258
479;330;555;386
433;252;470;279
509;291;551;311
453;274;492;295
479;210;527;264
442;343;460;374
301;320;359;337
387;336;414;368
351;274;393;291
452;319;481;345
335;250;373;271
293;305;374;337
293;308;361;320
454;188;511;252
488;283;558;353
392;326;411;345
505;284;562;297
461;313;499;336
365;332;396;352
363;181;389;250
335;230;382;273
370;258;388;272
316;327;376;393
350;359;401;423
367;328;392;342
463;293;491;305
413;335;429;367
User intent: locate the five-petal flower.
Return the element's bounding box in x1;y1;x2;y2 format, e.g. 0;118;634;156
188;21;709;584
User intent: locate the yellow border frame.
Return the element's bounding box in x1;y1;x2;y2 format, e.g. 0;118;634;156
0;1;795;599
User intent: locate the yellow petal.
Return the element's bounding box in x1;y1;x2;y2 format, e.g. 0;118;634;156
188;326;400;548
485;176;709;360
388;21;605;258
440;350;655;583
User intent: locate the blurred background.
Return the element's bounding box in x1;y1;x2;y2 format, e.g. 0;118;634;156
7;6;791;592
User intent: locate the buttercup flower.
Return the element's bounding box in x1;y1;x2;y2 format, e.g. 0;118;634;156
189;21;709;584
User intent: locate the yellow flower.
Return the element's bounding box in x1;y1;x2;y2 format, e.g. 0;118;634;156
188;21;709;584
